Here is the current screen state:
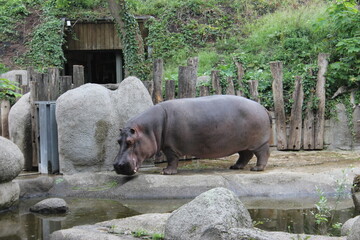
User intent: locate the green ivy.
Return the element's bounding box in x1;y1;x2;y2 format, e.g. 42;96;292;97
0;78;22;102
121;5;149;80
18;16;66;71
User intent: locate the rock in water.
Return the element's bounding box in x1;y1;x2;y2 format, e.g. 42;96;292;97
165;187;252;240
30;198;68;214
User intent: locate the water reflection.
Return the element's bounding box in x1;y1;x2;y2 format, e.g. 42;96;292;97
0;198;139;240
0;197;356;240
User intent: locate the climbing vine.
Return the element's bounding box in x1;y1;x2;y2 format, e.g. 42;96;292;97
121;8;148;80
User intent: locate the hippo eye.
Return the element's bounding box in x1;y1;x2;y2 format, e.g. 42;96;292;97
130;128;136;134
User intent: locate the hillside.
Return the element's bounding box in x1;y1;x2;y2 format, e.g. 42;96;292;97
0;0;359;112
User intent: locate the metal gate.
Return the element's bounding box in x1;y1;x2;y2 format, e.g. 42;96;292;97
35;101;59;174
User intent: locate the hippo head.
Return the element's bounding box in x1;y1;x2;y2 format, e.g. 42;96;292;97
113;126;156;175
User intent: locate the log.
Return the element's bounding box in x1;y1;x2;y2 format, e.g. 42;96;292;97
29;80;38;168
199;85;210;97
165;80;176;100
153;58;164;103
314;53;330;150
0;100;10;138
59;76;73;94
303;95;315;150
72;65;85;88
225;77;235;95
48;68;60;100
211;70;221;95
248;80;259;103
288;76;304;150
178;66;196;98
270;61;287;150
187;57;199;75
235;61;245;96
143;81;154;99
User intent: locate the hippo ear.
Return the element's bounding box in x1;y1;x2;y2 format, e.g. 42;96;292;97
119;128;123;133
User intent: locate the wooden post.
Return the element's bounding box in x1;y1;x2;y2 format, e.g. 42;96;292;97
235;61;245;96
59;76;73;95
48;68;60;100
187;57;199;74
314;53;330;150
270;61;288;150
29;79;38;168
72;65;85;88
0;100;10;138
248;80;259;103
211;70;221;95
199;85;210;97
165;80;176;100
225;77;235;95
153;58;164;104
178;66;196;99
288;76;304;150
303;96;315;150
143;81;154;99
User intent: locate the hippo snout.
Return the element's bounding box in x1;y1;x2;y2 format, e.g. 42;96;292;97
113;162;137;176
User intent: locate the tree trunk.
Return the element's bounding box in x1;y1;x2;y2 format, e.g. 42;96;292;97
314;53;330;150
270;61;287;150
288;76;304;150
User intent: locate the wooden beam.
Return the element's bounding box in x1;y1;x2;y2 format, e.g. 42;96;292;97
270;61;287;150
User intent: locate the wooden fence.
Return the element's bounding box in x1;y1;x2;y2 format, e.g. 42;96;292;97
146;53;330;151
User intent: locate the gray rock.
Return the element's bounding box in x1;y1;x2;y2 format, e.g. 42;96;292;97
50;228;123;240
0;136;24;183
0;70;28;85
0;181;20;211
8;93;32;170
353;105;360;150
325;104;352;150
342;216;360;236
97;213;170;235
30;198;68;214
50;213;170;240
348;216;360;240
15;175;54;198
56;77;153;174
164;187;252;240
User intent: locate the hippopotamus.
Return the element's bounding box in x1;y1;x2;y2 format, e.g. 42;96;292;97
114;95;271;175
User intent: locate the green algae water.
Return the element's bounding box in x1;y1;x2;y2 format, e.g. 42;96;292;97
0;197;355;240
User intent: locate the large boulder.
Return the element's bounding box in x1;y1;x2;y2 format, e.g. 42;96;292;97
0;181;20;211
0;136;24;183
56;77;153;174
342;216;360;236
8;92;32;170
164;187;252;240
348;216;360;240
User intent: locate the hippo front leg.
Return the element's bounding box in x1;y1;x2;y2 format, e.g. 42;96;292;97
162;148;179;175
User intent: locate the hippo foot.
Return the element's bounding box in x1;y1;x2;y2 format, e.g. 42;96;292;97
250;165;265;171
229;165;245;170
162;168;178;175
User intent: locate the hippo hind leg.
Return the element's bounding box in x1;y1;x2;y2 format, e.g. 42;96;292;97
162;148;179;175
251;143;270;171
230;150;254;170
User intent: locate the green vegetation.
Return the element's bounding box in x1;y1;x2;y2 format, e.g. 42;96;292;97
0;0;359;112
312;167;354;236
